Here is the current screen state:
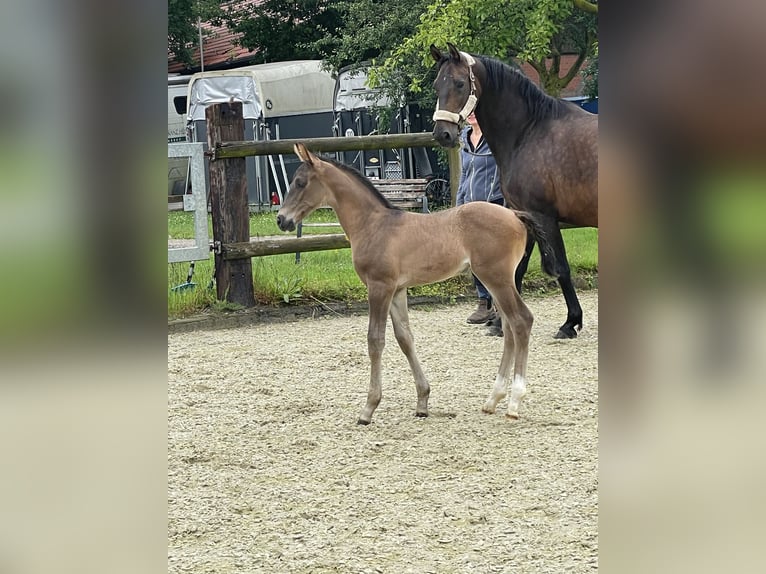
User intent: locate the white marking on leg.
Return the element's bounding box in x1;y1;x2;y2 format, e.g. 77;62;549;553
507;374;527;419
483;374;508;414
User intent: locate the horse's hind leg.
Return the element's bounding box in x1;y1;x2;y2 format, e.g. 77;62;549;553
489;288;534;419
514;233;536;293
389;288;430;418
358;285;394;425
481;309;514;414
538;218;583;339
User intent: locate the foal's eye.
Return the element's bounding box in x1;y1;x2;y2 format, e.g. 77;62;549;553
294;176;306;188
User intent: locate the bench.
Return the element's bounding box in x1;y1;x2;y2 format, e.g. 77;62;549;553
373;178;430;213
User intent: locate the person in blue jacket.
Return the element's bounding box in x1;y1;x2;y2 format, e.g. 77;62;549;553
457;112;505;333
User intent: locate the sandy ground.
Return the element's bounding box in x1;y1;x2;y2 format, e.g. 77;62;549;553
168;290;598;573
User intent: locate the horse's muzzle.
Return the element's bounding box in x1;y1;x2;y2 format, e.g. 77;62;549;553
433;124;459;148
276;214;295;232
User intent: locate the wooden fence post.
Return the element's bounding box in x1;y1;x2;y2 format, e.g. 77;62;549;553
206;102;256;307
448;146;461;206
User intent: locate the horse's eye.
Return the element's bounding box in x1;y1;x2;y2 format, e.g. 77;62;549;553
294;176;306;188
455;80;465;89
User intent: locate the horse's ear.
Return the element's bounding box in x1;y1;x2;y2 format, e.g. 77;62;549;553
294;143;314;165
429;44;443;63
447;42;461;61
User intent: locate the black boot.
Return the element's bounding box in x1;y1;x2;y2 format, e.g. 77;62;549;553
485;314;503;337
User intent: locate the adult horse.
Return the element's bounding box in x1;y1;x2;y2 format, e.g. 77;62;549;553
278;143;555;424
430;43;598;339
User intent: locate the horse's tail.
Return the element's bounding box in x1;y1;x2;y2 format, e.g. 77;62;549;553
514;210;559;278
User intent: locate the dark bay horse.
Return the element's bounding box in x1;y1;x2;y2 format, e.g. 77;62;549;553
430;43;598;339
278;143;553;424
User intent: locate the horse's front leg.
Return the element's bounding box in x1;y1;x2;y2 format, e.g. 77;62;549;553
357;284;394;425
389;288;430;418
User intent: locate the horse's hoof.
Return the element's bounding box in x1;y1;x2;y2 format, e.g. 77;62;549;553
357;418;371;426
554;327;577;339
505;412;520;420
415;411;429;418
481;406;495;414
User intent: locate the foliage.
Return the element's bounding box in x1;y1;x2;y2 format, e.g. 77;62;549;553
316;0;432;70
368;0;598;98
224;0;345;64
581;44;598;99
168;0;225;67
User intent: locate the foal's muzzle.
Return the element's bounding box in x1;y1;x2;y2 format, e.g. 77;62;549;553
276;213;295;232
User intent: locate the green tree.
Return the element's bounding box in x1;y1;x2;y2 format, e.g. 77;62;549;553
316;0;433;71
225;0;345;64
168;0;225;67
368;0;598;98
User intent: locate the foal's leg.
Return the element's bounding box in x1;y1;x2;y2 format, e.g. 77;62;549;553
358;284;394;425
481;298;515;414
389;288;430;418
489;288;534;419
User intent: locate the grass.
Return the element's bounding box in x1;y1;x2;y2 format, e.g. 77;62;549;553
168;209;598;318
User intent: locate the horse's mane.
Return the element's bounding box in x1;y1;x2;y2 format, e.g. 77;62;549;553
475;55;572;122
320;156;398;210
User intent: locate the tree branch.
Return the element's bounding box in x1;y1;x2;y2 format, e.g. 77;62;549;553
561;47;589;88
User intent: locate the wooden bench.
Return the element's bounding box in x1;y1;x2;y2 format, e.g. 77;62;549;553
373;178;430;213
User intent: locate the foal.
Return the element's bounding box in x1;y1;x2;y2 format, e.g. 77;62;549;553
278;143;540;424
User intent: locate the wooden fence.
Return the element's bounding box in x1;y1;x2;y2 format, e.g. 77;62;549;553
205;101;459;307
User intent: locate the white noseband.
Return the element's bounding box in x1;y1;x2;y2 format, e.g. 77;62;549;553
433;51;478;125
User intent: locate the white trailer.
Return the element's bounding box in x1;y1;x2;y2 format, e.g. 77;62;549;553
185;61;336;209
168;74;193;196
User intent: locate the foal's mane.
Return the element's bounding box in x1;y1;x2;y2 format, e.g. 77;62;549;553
474;55;572;122
320;155;398;210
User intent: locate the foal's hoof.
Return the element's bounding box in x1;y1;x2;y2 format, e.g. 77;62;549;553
505;412;520;421
357;418;371;426
554;327;578;339
415;411;429;418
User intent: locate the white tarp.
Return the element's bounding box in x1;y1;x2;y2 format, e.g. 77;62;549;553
334;67;390;111
186;60;335;121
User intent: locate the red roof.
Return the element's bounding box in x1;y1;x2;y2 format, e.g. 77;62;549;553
168;1;263;74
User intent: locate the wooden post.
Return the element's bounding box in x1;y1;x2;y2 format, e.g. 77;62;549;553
206;102;256;307
447;146;461;206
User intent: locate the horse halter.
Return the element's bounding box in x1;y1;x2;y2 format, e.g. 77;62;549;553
433;52;478;125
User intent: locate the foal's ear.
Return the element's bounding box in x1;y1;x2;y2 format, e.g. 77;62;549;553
429;44;444;63
446;42;461;61
293;143;315;166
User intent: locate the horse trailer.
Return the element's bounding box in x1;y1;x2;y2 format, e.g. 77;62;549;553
185;61;336;210
333;65;437;182
168;74;193;197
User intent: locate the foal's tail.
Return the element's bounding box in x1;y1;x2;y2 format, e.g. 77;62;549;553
514;211;559;277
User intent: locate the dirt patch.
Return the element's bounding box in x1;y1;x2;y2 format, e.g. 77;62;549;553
168;290;598;573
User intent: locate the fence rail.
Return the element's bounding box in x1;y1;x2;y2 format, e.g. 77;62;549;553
210;132;438;159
